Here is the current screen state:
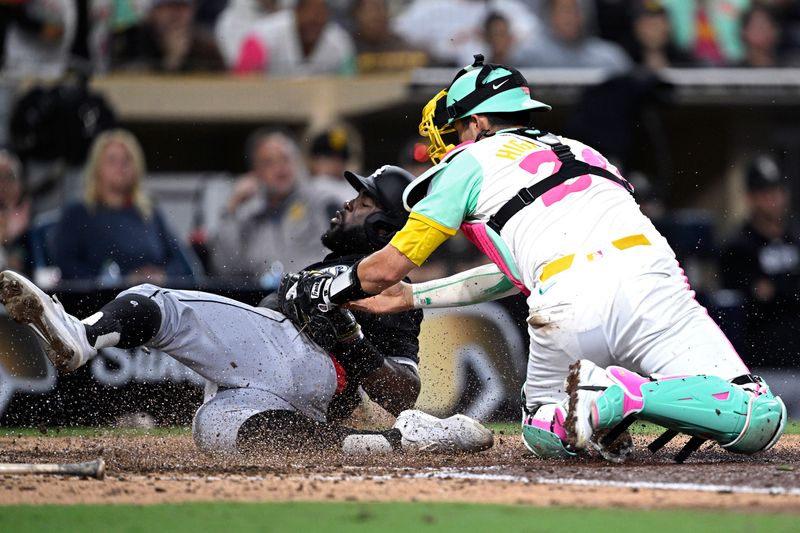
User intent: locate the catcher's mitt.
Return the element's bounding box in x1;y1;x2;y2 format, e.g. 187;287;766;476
276;271;362;351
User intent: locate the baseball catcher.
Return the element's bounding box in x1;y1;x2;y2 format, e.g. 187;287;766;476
0;165;493;455
284;55;786;462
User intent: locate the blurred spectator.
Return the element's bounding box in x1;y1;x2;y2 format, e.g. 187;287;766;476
308;126;354;208
52;129;195;284
768;0;800;59
592;0;636;48
214;0;280;67
110;0;225;72
513;0;632;72
194;0;231;31
482;11;514;64
1;0;75;78
350;0;427;73
232;0;355;75
564;70;673;172
392;0;541;67
209;130;332;284
628;170;666;223
738;4;782;67
397;137;432;178
628;0;694;69
660;0;749;66
0;150;32;274
720;155;800;368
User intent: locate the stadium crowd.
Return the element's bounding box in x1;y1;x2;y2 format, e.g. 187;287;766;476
1;0;800;372
1;0;800;78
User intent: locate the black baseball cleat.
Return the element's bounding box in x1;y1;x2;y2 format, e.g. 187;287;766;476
0;271;96;372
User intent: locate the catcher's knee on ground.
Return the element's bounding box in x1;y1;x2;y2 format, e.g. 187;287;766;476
521;403;576;458
589;365;787;454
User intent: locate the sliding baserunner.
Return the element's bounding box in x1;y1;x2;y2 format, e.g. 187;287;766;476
0;166;492;456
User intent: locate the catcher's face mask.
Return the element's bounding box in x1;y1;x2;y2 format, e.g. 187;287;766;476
418;88;456;164
418;54;551;164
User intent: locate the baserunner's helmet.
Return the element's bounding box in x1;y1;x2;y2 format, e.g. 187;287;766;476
344;165;414;249
419;54;551;163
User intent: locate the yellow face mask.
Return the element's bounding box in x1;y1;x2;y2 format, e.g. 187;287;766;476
418;89;455;164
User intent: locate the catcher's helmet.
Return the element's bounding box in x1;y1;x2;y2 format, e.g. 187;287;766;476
419;54;551;163
344;165;414;248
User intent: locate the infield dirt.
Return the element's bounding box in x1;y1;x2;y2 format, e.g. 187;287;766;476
1;433;799;511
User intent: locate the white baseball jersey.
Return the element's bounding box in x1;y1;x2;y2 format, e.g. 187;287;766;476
410;130;749;409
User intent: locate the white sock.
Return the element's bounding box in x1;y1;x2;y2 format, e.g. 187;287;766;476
341;434;393;454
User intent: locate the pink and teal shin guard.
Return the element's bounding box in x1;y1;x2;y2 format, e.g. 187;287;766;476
593;367;786;454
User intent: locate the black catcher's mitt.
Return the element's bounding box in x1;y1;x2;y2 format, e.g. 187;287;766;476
276;271;362;352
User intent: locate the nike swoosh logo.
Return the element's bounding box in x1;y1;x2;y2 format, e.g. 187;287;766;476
538;281;556;295
493;80;508;90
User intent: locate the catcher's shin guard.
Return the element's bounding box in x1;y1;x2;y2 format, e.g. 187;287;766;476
521;403;576;459
590;366;786;455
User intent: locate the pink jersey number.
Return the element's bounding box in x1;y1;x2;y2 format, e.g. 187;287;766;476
518;147;615;207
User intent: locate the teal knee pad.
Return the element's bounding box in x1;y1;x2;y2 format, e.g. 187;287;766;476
722;392;786;454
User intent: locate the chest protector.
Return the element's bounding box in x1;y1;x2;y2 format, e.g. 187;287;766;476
486;129;634;234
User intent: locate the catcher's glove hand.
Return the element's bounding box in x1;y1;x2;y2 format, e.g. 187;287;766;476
276;272;304;323
305;307;363;352
295;270;336;313
277;271;363;351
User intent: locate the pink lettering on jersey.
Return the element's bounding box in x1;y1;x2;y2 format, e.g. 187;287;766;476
519;149;593;207
581;147;608;168
519;149;561;175
581;147;626;182
541;175;592;207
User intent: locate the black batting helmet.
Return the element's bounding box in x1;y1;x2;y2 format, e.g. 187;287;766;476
344;165;414;249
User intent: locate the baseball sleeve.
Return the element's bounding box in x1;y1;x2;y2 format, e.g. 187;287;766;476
389;152;483;266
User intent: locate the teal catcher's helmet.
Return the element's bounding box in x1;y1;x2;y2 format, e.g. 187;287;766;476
419;54;551;162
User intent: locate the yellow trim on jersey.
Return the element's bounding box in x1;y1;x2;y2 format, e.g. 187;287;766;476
389;216;454;266
408;212;458;236
540;254;574;282
539;234;652;282
613;233;651;250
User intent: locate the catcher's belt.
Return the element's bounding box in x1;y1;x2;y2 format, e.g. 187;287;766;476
538;233;652;283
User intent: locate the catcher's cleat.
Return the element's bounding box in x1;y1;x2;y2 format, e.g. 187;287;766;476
393;409;494;453
588;427;634;463
0;271;96;372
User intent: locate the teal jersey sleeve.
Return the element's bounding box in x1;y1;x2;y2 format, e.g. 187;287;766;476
412;151;483;232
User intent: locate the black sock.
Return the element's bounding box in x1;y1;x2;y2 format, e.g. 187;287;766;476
236;410;401;453
381;428;403;451
84;294;162;349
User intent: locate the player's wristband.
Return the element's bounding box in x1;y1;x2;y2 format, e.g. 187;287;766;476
336;322;364;345
328;259;373;304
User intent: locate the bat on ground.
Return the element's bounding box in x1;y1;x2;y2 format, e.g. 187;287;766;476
0;458;105;479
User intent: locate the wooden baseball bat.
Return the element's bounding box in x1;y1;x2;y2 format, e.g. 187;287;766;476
0;458;105;479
